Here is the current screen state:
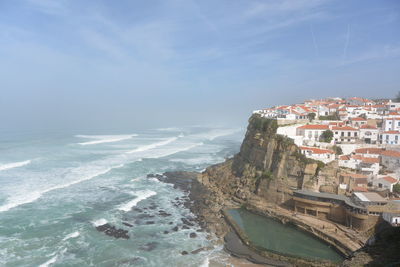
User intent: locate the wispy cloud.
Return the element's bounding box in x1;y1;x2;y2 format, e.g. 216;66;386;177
26;0;66;15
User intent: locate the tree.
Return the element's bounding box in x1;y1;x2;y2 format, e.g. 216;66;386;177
307;112;316;122
393;183;400;194
332;145;343;155
320;130;334;143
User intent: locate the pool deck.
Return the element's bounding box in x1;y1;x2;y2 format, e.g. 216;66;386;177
242;195;367;256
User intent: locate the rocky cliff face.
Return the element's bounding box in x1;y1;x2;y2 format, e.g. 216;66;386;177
199;114;339;206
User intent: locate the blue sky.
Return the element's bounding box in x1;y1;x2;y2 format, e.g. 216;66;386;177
0;0;399;131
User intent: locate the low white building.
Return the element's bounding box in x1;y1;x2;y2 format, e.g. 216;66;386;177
382;118;400;132
379;131;400;145
373;176;398;192
332;126;359;143
381;150;400;172
359;125;379;144
299;146;335;163
296;124;330;142
349;117;367;128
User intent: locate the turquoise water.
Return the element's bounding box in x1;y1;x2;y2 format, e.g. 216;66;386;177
0;127;243;266
228;208;344;263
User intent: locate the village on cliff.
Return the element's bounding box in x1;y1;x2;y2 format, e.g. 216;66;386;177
254;96;400;229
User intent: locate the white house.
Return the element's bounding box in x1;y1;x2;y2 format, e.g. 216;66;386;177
359;124;379;144
387;100;400;111
382;118;400;131
349;117;367;128
381;150;400;171
332;126;359;143
299;146;335;163
373;176;398;192
339;155;357;169
379;131;400;145
296;124;330;142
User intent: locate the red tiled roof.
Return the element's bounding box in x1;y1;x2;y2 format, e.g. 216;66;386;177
383;131;400;134
360;124;377;129
383;176;398;184
331;126;358;131
361;157;380;164
297;124;329;130
353;186;368;192
339;155;350;160
355;148;384;154
381;150;400;158
351;117;367;121
300;146;334;154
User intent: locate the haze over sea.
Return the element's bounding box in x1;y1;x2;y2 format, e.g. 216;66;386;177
0;126;244;266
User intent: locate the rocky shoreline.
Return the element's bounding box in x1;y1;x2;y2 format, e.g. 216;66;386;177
157;171;295;266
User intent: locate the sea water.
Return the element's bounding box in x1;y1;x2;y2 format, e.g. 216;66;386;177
0;126;244;266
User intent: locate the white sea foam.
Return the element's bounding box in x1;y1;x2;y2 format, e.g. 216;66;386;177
199;257;209;267
0;160;31;171
126;137;178;154
0;165;122;213
92;218;108;227
39;255;58;267
147;142;203;159
76;134;137;145
118;190;157;212
193;128;240;141
169;155;222;165
62;231;80;241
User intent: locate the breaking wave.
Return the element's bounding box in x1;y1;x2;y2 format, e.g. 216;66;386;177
126;137;178;154
0;160;31;172
0;165;122;213
62;231;80;241
76;134;137;145
118;190;157;212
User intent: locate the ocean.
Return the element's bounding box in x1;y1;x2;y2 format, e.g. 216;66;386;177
0;126;244;266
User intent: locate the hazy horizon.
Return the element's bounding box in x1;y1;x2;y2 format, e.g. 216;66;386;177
1;0;399;132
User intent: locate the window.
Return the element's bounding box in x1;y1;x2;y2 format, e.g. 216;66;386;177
335;132;338;135
396;135;399;141
389;121;392;124
341;132;344;136
354;132;357;137
348;132;351;137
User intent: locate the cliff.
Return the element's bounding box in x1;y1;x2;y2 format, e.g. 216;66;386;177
199;114;338;207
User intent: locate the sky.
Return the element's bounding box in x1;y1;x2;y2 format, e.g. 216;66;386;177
0;0;399;132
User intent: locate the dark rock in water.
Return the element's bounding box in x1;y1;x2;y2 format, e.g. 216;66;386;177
182;225;190;230
145;221;155;225
196;229;204;232
135;213;154;219
139;242;158;252
147;174;156;178
191;247;207;254
181;251;188;255
189;232;197;238
158;210;172;217
122;222;133;227
181;218;195;226
148;205;157;210
169;222;174;225
96;223;111;232
95;223;129;239
163;231;169;234
172;226;179;231
133;208;143;212
175;197;179;200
